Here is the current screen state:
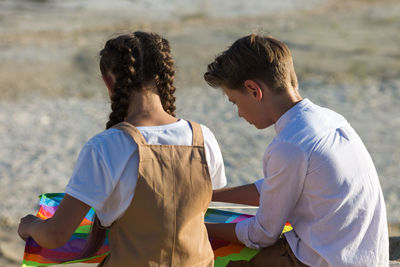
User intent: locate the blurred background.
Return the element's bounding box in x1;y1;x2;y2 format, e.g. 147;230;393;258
1;0;400;265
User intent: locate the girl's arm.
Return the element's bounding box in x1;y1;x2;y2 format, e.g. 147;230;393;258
212;183;260;206
18;194;90;249
206;222;241;244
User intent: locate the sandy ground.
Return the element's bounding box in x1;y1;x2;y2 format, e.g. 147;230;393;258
1;0;400;265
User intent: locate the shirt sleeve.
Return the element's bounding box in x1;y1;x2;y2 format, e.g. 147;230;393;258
253;178;264;193
65;143;116;211
235;142;307;249
201;125;227;190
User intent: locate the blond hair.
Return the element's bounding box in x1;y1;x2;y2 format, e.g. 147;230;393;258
204;34;298;93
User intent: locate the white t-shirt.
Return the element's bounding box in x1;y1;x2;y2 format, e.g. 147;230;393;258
235;99;389;267
65;119;226;227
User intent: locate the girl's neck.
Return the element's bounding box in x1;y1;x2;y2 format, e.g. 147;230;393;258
124;89;177;127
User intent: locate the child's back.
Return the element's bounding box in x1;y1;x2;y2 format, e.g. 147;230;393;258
67;119;225;228
66;119;225;266
259;99;388;266
101;121;214;266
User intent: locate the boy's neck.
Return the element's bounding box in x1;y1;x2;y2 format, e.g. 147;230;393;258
273;92;303;121
261;83;303;125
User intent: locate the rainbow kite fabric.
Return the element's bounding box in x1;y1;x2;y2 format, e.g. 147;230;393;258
205;208;292;266
22;193;292;267
22;193;109;267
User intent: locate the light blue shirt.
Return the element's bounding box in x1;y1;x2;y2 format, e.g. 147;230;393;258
235;99;389;267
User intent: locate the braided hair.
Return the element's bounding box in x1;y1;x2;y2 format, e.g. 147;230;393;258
99;31;177;130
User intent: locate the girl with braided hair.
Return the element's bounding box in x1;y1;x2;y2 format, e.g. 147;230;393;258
18;31;226;266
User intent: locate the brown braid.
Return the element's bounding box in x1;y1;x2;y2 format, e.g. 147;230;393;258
131;31;177;116
153;35;176;116
100;34;143;129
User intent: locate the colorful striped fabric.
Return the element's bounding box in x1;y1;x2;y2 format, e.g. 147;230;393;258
22;193;109;267
205;208;292;267
22;193;292;267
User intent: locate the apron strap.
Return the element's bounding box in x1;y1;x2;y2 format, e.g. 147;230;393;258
188;120;204;147
113;122;148;146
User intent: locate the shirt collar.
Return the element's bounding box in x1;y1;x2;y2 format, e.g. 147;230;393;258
274;98;311;134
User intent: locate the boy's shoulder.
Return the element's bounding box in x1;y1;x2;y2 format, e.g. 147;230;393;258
272;99;350;151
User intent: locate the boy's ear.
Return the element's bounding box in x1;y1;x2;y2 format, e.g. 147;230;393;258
244;80;263;101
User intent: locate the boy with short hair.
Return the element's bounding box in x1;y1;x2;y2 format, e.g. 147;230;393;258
204;34;389;266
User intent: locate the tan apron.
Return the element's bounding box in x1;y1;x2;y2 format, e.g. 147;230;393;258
100;121;214;267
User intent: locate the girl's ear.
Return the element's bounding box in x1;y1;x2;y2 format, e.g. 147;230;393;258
102;74;115;98
244;80;263;101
